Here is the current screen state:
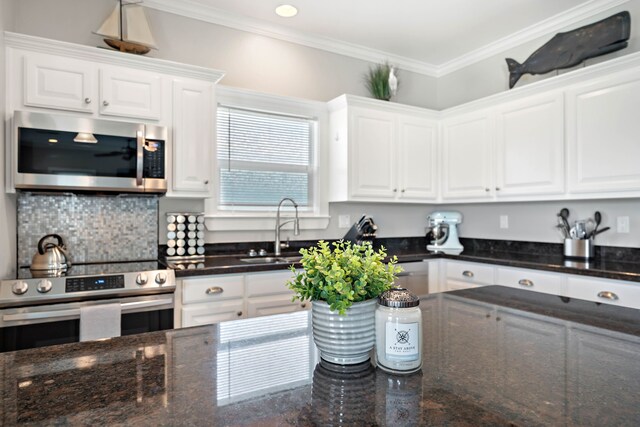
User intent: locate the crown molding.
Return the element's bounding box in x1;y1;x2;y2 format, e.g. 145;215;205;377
437;0;631;76
145;0;628;78
3;31;225;82
143;0;439;77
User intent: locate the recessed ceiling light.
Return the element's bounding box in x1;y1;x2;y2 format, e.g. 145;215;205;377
275;4;298;18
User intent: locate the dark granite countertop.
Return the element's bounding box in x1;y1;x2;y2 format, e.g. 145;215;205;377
166;237;640;283
2;285;639;426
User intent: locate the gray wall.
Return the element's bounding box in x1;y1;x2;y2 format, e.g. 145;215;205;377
4;0;640;254
10;0;438;108
437;2;640;108
0;0;17;278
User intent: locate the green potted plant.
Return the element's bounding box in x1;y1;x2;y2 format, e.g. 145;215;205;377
288;240;403;365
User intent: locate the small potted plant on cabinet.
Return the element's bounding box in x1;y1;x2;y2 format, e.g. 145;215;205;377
288;240;403;365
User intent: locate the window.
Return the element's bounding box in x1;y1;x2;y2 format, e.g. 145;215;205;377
216;106;315;210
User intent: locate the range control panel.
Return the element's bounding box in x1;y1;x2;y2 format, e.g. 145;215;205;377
66;275;125;293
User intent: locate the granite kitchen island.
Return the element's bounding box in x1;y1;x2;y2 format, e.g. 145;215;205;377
2;286;640;426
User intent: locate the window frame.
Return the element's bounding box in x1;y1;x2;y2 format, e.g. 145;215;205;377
204;85;330;232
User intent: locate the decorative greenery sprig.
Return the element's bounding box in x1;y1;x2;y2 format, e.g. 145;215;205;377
287;240;403;315
364;62;392;101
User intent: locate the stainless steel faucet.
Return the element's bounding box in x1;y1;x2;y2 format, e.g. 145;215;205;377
275;198;300;256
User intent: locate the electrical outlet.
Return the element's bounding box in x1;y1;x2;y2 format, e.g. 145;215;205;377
617;216;630;233
338;215;351;229
500;215;509;229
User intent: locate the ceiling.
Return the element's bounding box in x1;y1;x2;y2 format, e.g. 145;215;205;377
144;0;627;75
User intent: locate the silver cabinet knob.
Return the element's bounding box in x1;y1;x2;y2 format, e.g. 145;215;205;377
393;188;398;192
301;303;307;308
495;187;501;191
597;291;619;300
462;270;474;278
206;286;223;295
401;189;405;193
237;311;243;317
103;100;110;106
155;272;167;285
12;281;28;295
518;279;534;287
84;97;92;104
136;273;148;286
37;279;52;293
485;188;490;192
204;180;209;185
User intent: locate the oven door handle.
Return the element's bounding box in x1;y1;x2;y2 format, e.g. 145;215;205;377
2;298;174;322
136;129;144;186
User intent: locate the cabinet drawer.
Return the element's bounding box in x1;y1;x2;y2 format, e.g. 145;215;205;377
496;267;563;295
182;275;244;304
566;276;640;310
182;299;245;327
247;294;309;318
246;270;294;297
446;261;494;285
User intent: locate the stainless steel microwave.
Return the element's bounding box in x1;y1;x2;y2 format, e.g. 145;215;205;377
12;111;167;193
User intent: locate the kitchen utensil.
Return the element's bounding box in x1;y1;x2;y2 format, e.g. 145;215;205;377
594;226;610;237
30;234;71;275
557;208;571;237
588;211;602;238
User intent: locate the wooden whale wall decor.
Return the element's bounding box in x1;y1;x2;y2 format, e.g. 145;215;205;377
506;11;631;89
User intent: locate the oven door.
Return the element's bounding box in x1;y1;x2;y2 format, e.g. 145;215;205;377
0;294;174;353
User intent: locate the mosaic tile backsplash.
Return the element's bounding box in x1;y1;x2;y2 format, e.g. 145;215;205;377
18;193;158;267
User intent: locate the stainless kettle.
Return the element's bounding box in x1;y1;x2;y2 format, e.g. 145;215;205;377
30;234;71;276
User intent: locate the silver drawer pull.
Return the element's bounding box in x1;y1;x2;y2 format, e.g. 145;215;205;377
597;291;619;301
462;270;474;278
518;279;534;287
206;286;224;295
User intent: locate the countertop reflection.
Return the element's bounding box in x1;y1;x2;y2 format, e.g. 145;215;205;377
2;286;640;426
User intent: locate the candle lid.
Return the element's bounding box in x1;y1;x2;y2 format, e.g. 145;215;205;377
378;288;420;308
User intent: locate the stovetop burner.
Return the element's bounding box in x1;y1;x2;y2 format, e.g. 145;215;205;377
17;260;163;280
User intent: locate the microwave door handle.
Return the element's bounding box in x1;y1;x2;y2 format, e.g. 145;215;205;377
136;130;144;186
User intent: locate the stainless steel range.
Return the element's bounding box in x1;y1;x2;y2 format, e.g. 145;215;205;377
0;261;175;353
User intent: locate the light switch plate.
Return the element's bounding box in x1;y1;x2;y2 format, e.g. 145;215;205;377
500;215;509;229
617;216;630;233
338;215;351;228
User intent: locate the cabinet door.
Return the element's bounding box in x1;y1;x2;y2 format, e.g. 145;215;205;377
567;71;640;194
172;79;214;195
24;53;95;113
495;93;564;197
497;309;566;422
567;327;640;425
99;66;162;120
397;115;438;201
349;107;396;199
441;112;493;200
247;294;309;318
182;299;245;327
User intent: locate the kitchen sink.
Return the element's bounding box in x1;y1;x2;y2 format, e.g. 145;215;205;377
239;256;302;264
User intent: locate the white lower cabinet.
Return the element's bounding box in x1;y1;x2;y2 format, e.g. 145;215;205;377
565;275;640;310
442;260;494;291
179;269;302;328
495;266;564;295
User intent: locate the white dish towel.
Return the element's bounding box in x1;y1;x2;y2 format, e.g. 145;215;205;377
80;303;122;342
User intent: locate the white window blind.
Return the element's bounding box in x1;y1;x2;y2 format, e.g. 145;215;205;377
217;106;314;208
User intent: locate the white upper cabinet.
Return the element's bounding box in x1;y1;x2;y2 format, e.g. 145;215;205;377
99;66;162;120
397;115;438;200
170;79;214;196
494;92;564;197
24;53;96;114
566;70;640;194
23;52;162;121
441;111;493;200
328;95;438;203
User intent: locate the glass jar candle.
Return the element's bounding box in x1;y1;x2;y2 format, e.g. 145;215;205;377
375;288;422;374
